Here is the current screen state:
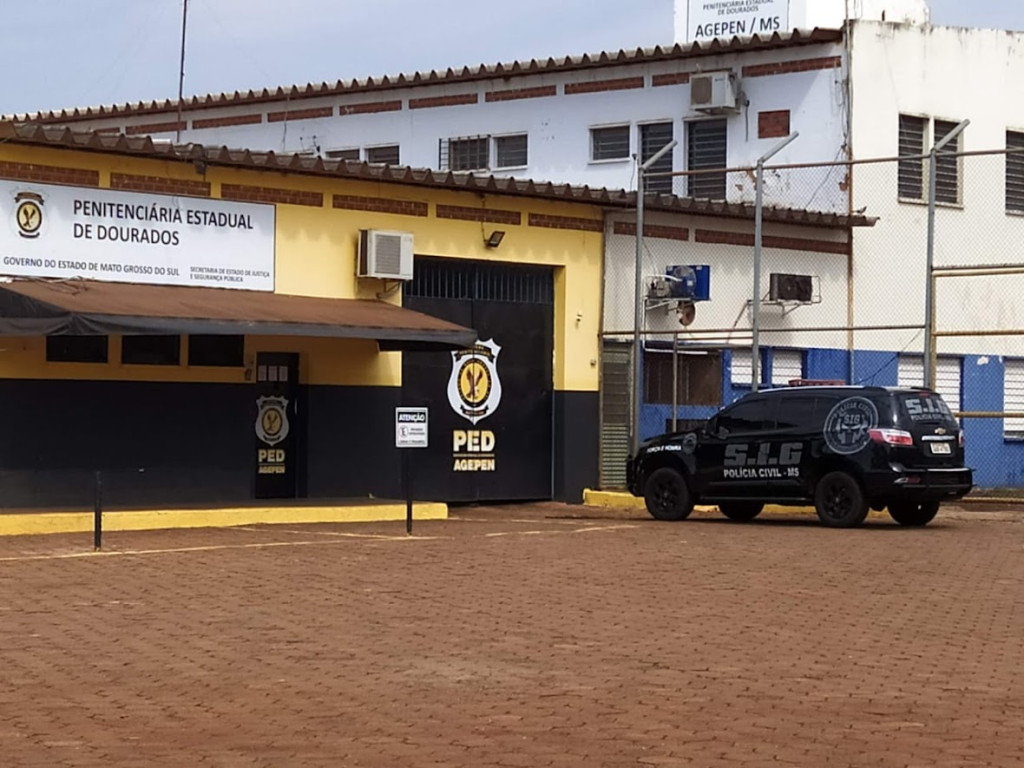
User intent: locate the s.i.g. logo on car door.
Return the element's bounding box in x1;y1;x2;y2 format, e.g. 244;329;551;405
448;339;503;472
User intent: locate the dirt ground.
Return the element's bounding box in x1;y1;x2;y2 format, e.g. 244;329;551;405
1;503;1022;767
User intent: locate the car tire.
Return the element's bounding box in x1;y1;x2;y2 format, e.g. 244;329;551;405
718;502;763;522
814;471;869;528
888;501;940;527
644;467;694;521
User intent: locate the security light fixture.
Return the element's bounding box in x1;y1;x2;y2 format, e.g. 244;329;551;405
485;230;505;248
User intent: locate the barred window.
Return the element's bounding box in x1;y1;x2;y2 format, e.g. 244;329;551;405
448;137;489;171
1007;131;1024;214
641;122;674;194
1005;359;1024;439
687;119;727;200
644;350;722;406
325;148;360;161
495;134;528;168
365;145;400;165
122;335;180;366
46;336;108;363
591;125;630;161
898;114;926;201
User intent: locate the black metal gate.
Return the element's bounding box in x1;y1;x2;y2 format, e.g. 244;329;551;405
403;257;554;502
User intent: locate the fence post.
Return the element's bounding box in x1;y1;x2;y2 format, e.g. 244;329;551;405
671;332;679;432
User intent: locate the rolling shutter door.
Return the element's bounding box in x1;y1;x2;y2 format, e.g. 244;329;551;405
1004;360;1024;438
772;350;804;386
897;355;961;415
600;342;632;489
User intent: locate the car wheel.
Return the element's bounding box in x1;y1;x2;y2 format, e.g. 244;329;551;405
888;501;940;527
718;502;763;522
644;467;694;521
814;471;869;528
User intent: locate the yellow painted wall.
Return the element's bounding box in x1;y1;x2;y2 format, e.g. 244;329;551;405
0;143;603;392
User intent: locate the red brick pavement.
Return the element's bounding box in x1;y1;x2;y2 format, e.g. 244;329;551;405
0;505;1022;767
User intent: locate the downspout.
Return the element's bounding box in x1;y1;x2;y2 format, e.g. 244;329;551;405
844;2;856;384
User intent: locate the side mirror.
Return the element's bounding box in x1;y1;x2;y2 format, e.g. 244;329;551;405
704;417;718;436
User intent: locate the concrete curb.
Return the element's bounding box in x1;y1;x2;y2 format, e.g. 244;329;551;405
0;502;448;537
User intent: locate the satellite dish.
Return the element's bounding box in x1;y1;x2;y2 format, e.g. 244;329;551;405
676;300;696;326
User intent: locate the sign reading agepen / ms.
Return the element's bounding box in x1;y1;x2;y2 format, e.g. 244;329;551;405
686;0;790;43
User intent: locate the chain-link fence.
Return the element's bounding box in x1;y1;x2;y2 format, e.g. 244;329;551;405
599;146;1024;496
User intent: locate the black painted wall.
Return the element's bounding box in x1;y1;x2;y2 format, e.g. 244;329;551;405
553;390;600;503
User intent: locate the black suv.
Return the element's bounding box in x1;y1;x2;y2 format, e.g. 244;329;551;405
627;386;973;528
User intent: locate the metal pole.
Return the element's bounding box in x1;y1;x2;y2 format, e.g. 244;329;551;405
671;332;679;432
631;139;677;456
752;132;799;393
176;0;189;143
403;450;412;536
93;471;103;552
924;119;969;389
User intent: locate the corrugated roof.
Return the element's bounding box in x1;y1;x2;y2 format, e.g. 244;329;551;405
0;279;478;348
0;121;873;229
4;29;842;124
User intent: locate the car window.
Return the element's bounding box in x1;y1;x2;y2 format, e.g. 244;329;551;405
717;397;774;435
898;392;958;426
775;395;827;431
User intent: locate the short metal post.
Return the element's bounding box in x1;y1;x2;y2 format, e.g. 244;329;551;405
403;450;412;536
93;471;103;551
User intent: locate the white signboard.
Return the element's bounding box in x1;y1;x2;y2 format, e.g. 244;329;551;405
686;0;790;42
1;180;275;291
396;408;429;449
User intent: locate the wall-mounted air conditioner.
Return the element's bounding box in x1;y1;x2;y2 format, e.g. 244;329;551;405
689;71;739;114
769;273;814;303
358;230;414;280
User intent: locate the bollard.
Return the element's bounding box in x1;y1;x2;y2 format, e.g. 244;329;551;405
93;471;103;551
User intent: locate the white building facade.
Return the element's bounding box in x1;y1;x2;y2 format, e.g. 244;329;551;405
13;3;1024;489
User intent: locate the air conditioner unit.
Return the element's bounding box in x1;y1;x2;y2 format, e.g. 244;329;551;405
769;273;814;303
689;71;739;114
358;229;414;280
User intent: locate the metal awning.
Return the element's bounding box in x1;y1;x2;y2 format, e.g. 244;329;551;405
0;279;477;350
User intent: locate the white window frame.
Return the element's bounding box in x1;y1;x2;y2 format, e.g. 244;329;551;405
771;349;805;387
590;124;632;164
493;133;528;170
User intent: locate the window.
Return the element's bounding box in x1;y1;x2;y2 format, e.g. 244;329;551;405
730;348;767;387
687;119;727;200
643;350;722;406
325;148;360;161
188;335;244;367
122;335;180;366
495;134;528;168
365;145;400;165
1005;359;1024;439
640;122;674;194
897;355;962;416
1007;131;1024;214
447;137;489;171
898;114;926;200
46;335;108;363
591;125;630;161
717;397;773;435
771;350;804;386
933;119;962;204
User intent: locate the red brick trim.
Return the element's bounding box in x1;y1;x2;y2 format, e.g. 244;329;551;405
125;120;186;135
695;229;850;255
652;73;691;87
221;184;323;207
266;107;333;123
742;57;842;78
528;213;602;232
340;100;403;115
192;113;263;130
565;77;645;95
613;222;689;241
332;194;428;217
758;110;791;139
110;173;211;197
436;204;521;225
485;85;558;103
0;161;99;187
409;94;478;110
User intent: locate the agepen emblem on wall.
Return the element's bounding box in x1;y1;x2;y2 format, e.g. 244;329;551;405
447;339;503;425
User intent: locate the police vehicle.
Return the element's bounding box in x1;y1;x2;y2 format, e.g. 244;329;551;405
627;386;973;528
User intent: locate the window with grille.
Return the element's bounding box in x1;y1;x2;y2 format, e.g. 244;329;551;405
1007;131;1024;214
933;119;962;204
46;335;108;363
325;148;360;161
188;335;245;367
898;114;926;201
1004;359;1024;439
495;134;528;168
643;350;722;406
641;122;674;194
122;335;181;366
687;119;727;200
591;125;630;161
366;145;400;165
447;137;489;171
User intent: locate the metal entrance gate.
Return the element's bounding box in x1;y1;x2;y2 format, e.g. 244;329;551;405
403;257;554;502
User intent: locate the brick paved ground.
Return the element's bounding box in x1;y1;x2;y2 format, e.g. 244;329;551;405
1;504;1022;767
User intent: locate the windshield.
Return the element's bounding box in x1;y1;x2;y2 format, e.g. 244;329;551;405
897;392;958;426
